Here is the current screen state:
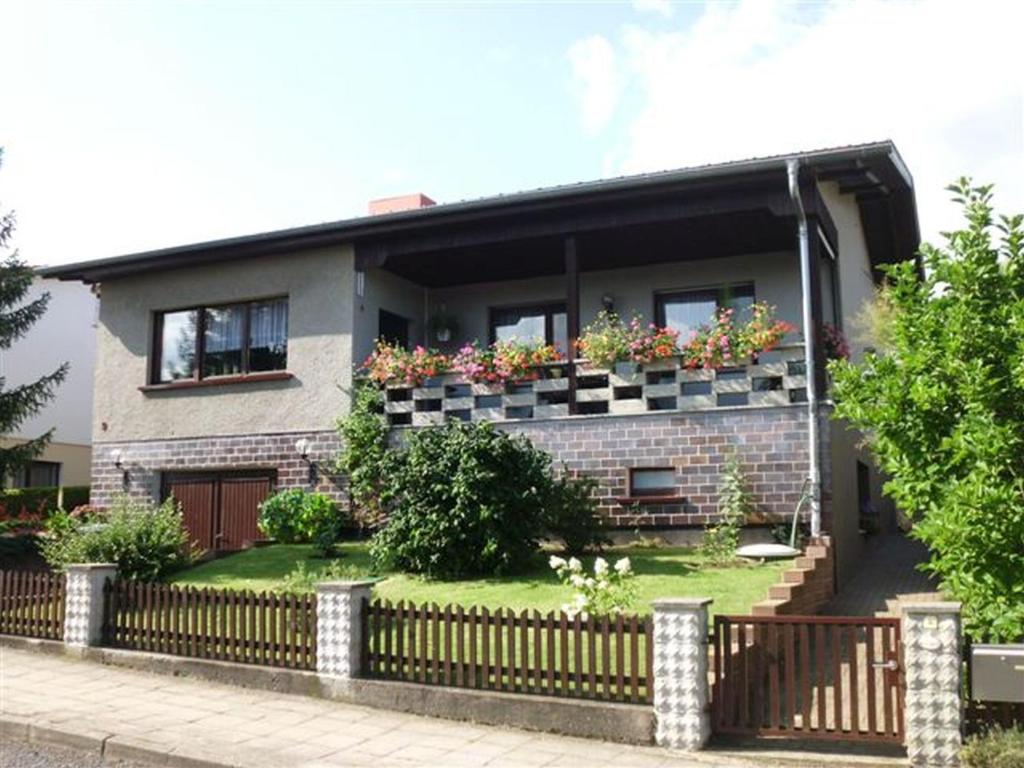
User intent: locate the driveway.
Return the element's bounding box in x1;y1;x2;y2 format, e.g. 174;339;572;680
823;534;940;616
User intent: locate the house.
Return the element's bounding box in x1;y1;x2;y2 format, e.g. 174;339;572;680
41;142;919;582
1;275;97;488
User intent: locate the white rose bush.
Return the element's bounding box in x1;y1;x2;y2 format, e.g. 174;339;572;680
549;555;637;619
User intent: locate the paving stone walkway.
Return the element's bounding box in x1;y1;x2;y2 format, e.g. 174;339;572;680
823;534;940;617
1;647;759;768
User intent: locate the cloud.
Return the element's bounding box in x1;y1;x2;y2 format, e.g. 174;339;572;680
632;0;673;18
567;35;624;135
573;0;1024;241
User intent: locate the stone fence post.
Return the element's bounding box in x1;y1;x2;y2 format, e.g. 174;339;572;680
652;597;712;750
315;580;375;681
902;601;963;768
64;563;118;647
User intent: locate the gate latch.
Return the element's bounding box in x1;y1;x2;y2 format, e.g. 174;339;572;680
872;660;899;671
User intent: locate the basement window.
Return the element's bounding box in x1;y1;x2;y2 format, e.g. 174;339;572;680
629;468;676;497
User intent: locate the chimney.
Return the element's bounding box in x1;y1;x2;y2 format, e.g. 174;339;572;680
368;193;436;215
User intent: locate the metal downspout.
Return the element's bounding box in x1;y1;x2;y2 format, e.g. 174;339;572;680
787;158;822;538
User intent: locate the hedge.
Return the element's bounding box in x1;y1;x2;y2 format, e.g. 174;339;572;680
0;486;91;520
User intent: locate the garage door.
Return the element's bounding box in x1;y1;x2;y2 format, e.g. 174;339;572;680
162;471;275;552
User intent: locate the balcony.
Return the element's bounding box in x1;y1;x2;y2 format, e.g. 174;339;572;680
383;344;806;427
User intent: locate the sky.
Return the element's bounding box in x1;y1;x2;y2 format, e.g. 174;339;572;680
0;0;1021;268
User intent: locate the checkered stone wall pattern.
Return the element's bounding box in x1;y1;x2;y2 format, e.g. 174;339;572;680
652;598;713;750
89;430;343;508
315;581;374;680
902;602;963;768
63;564;118;646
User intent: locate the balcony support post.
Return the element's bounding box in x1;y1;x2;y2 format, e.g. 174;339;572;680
566;235;580;415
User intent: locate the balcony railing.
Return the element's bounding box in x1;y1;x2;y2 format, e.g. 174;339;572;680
383;344;807;427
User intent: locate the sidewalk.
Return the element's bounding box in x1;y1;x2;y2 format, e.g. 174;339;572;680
1;646;753;768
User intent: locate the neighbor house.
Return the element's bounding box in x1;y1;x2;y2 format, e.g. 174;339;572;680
1;275;97;488
42;142;919;583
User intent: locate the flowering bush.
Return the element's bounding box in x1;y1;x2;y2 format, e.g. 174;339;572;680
549;554;637;618
682;302;793;369
577;311;680;368
451;339;561;383
821;322;850;360
362;340;447;386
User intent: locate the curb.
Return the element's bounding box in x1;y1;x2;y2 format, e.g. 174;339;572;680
0;715;232;768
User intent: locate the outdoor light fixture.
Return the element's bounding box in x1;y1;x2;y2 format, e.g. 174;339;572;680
110;448;123;468
294;438;311;460
110;449;130;490
601;293;615;313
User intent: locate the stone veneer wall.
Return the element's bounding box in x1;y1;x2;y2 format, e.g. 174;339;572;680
89;430;343;508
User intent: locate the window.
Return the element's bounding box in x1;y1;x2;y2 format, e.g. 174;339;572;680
10;461;61;488
655;284;755;342
819;231;840;326
629;467;676;498
489;303;567;352
153;298;288;384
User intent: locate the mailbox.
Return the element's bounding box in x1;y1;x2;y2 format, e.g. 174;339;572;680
971;644;1024;703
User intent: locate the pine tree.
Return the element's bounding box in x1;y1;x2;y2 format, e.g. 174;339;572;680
0;148;69;482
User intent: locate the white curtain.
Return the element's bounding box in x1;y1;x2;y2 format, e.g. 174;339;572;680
250;298;288;349
204;305;245;352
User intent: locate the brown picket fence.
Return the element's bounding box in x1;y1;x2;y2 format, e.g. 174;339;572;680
964;631;1024;734
361;598;653;703
0;570;65;640
102;579;317;670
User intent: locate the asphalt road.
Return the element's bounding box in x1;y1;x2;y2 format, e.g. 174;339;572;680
0;739;154;768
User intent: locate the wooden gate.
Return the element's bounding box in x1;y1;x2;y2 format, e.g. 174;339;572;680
162;471;275;552
712;615;904;744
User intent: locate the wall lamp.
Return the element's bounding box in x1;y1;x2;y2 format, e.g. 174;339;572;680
110;448;130;490
601;293;616;313
295;438;317;488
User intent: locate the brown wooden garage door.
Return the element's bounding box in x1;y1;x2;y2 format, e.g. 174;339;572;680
162;471;275;552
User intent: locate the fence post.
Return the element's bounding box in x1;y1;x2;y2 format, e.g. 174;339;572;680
64;563;118;647
315;580;375;682
901;601;963;768
652;597;713;751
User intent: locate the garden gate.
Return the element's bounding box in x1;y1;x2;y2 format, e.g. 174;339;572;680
712;614;904;744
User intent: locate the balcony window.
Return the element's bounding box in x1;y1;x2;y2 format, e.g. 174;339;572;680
655;283;754;342
152;297;288;384
489;303;567;352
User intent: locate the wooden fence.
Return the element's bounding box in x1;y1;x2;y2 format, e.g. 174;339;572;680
964;632;1024;734
0;570;65;640
362;598;653;703
102;580;317;671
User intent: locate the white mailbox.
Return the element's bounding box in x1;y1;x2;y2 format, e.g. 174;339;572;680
971;644;1024;703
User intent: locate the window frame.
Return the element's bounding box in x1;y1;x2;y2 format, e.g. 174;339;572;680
150;296;289;385
11;460;61;488
654;282;756;330
487;302;567;347
628;467;677;498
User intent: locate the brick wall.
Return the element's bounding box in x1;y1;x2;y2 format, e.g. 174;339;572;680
752;536;835;615
90;430;344;508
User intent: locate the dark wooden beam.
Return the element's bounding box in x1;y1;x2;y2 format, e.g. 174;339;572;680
566;236;580;416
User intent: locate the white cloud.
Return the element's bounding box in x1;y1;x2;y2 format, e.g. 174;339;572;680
574;0;1024;242
567;35;624;135
632;0;673;18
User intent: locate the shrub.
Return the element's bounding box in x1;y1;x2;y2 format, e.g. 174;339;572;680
543;471;610;555
700;453;751;565
257;489;349;556
369;422;551;578
39;495;193;581
0;485;90;526
830;180;1024;638
336;383;393;531
549;555;637;618
961;726;1024;768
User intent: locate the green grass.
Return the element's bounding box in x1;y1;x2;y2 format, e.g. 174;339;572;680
170;542;789;618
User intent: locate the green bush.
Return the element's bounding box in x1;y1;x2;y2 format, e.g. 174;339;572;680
335;383;392;531
39;495;193;581
257;488;349;556
0;486;90;520
961;727;1024;768
369;422;551;578
701;453;750;565
543;471;609;555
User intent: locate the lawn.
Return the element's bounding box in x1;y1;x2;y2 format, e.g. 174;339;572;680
170;542;789;618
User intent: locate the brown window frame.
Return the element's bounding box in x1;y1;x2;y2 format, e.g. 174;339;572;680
150;296;289;385
628;467;677;498
488;302;567;346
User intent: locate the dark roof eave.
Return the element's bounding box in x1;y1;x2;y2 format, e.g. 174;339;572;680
40;141;914;283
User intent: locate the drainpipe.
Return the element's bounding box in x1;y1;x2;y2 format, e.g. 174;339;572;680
787;158;822;539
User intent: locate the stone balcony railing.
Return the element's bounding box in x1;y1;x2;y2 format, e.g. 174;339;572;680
383;344;808;427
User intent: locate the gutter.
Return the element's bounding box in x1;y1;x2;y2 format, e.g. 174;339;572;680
787;158;822;539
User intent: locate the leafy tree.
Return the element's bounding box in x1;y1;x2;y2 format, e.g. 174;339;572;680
830;180;1024;638
0;149;68;482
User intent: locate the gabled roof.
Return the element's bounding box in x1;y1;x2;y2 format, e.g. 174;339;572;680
41;141;918;283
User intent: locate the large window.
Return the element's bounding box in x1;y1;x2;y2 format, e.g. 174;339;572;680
10;461;61;488
655;283;755;342
153;297;288;384
489;303;567;351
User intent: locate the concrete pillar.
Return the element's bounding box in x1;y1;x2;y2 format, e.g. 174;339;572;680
315;580;375;680
902;601;963;767
652;597;712;750
63;563;118;647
